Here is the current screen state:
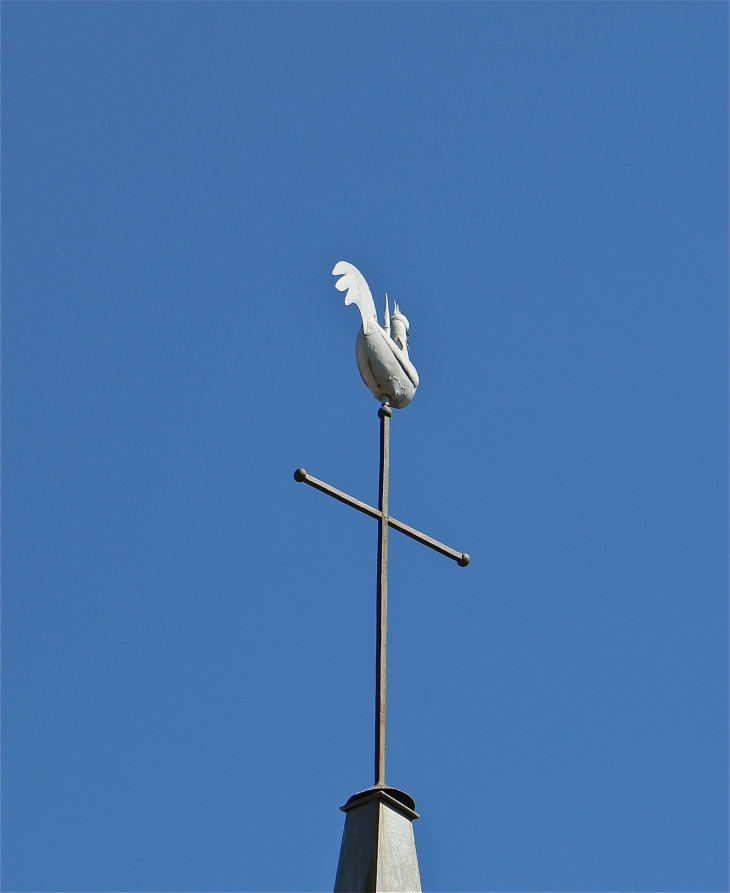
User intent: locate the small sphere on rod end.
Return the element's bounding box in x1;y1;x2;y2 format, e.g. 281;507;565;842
378;400;392;419
294;468;307;482
458;553;470;567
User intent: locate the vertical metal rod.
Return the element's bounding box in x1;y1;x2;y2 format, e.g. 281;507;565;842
375;401;391;788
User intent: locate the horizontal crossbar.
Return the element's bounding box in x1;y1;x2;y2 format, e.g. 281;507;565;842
294;468;470;567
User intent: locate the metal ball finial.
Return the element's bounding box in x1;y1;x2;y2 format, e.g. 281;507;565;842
294;468;307;483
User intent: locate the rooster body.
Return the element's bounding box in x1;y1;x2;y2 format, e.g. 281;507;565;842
333;261;419;409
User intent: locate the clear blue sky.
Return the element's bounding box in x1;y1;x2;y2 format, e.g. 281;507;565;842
3;3;727;891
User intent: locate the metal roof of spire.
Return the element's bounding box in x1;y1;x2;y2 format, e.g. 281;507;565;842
335;787;421;893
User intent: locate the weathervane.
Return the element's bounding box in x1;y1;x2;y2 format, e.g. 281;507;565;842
294;261;469;893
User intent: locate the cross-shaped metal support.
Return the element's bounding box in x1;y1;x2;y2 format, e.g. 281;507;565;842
295;402;469;789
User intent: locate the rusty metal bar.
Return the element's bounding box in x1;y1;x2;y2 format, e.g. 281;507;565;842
293;468;470;568
375;403;391;787
387;517;470;566
293;469;380;520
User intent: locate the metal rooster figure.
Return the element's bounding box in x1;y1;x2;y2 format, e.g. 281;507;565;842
294;262;469;893
333;260;419;409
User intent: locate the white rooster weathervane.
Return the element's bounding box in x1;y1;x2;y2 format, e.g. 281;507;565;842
294;262;469;893
332;260;419;409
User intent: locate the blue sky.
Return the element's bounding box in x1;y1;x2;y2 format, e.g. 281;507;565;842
3;3;727;891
